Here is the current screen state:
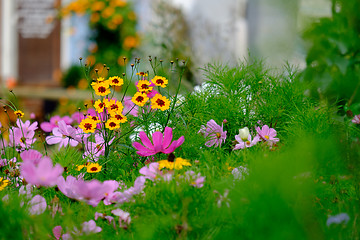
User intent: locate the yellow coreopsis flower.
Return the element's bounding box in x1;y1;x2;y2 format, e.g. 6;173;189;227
105;99;124;115
151;76;168;88
132;92;149;107
92;81;111;96
108;76;124;86
105;118;120;130
151;94;170;111
110;112;127;123
86;163;102;173
14;110;24;118
0;177;10;191
87;115;101;124
137;80;153;93
94;99;106;113
79;118;97;133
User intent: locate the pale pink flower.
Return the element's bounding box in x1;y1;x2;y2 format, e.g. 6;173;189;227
133;127;185;157
20;157;63;187
185;171;205;188
139;162;162;181
20;149;44;165
82;220;102;235
28;195;47;215
112;208;131;228
45;120;79;150
233;133;260;150
73;179;118;207
83;133;114;161
57;176;81;199
255;125;279;144
352;115;360;124
199;119;227;147
9;119;38;149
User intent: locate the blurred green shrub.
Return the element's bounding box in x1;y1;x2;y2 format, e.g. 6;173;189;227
302;0;360;115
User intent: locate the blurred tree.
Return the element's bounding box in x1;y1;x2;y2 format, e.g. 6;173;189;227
302;0;360;115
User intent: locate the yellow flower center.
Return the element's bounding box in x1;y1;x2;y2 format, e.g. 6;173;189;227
264;135;269;139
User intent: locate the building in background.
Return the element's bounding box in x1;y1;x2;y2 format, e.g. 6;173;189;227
0;0;332;93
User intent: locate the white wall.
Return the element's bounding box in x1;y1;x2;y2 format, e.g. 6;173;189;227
1;0;18;83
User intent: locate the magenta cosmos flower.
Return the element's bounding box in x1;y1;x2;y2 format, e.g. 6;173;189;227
255;125;279;144
132;127;185;157
198;119;227;147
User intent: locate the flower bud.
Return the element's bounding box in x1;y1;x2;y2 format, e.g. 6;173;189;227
238;127;249;141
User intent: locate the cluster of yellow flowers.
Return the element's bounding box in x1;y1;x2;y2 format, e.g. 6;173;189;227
76;162;102;173
60;0;136;31
79;76;127;133
158;157;192;170
0;177;10;191
131;73;171;111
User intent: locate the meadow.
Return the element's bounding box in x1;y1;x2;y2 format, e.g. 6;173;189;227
0;58;359;240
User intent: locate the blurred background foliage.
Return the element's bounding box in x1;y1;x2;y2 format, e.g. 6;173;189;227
302;0;360;116
59;0;138;77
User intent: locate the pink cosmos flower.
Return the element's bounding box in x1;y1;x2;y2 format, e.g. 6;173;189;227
255;125;279;144
83;133;114;161
104;176;146;205
71;108;97;124
9;119;38;149
63;176;119;207
20;157;63;187
45;120;79;150
198;119;227;147
233;133;260;150
139;162;162;181
57;176;81;199
28;195;47;215
20;149;43;164
352;114;360;124
0;158;7;167
132;127;185;157
40;115;73;132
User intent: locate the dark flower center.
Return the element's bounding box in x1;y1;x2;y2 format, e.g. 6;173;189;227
112;78;119;84
156;79;164;85
156;99;165;107
109;122;117;127
136;96;144;102
141;84;149;89
115;115;123;120
84;123;93;130
98;86;106;93
90;167;98;171
99;103;105;108
110;104;118;110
